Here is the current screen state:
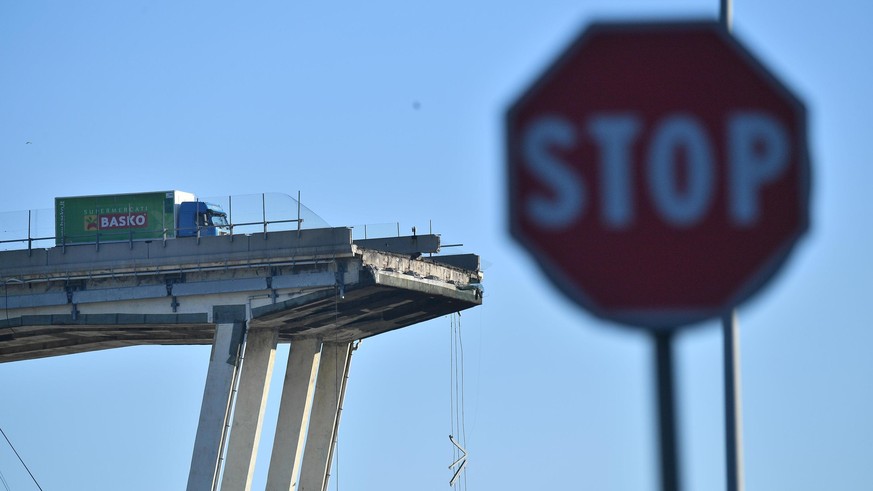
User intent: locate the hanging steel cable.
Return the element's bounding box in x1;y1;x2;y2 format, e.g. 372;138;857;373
0;425;43;491
449;313;468;490
0;466;12;491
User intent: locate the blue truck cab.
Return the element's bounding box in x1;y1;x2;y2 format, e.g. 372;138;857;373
177;201;230;237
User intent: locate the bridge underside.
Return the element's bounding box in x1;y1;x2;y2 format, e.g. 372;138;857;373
0;228;483;363
0;276;479;363
0;226;483;491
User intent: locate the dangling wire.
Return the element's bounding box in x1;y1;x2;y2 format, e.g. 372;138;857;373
448;312;468;490
458;313;468;491
0;425;44;491
0;466;11;491
329;278;356;491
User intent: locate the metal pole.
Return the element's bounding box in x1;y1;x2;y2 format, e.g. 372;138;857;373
262;193;267;237
719;3;743;490
723;311;744;491
27;210;32;255
228;195;234;242
654;331;680;491
720;0;732;31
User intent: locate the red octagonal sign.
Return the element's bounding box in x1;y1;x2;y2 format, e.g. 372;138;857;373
507;21;810;329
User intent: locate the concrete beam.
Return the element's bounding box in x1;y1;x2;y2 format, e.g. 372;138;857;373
187;319;245;491
220;326;280;490
354;234;440;255
0;228;356;280
297;342;352;491
426;253;481;271
265;338;322;491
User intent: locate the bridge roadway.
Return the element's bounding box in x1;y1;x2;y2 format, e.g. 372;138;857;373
0;227;483;490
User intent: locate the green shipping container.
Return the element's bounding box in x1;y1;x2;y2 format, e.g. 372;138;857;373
55;191;196;245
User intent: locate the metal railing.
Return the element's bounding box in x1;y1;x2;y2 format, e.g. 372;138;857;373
0;193;463;256
0;192;330;254
222;192;304;240
349;220;436;240
0;209;56;252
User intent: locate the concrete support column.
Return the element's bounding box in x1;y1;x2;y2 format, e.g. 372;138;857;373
187;308;246;491
297;342;353;491
219;326;280;491
265;338;322;491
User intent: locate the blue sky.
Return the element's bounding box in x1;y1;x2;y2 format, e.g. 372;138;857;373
1;1;871;490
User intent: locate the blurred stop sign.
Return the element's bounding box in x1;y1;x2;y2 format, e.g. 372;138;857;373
507;21;810;329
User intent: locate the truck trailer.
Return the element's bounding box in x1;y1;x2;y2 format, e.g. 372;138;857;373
54;191;228;245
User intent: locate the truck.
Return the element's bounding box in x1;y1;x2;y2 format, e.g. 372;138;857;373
54;191;229;245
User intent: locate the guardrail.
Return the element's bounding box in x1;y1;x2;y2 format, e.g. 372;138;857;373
0;192;329;254
0;193;459;255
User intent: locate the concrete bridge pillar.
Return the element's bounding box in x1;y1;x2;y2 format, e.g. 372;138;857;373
187;321;355;491
297;341;353;491
265;338;322;491
187;306;246;491
220;326;280;490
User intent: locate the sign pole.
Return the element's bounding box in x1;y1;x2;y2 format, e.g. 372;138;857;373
654;331;680;491
723;310;744;491
719;2;744;491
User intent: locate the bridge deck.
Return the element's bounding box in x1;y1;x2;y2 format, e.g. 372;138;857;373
0;228;482;362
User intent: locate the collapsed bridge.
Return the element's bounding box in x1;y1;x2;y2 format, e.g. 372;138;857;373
0;227;483;490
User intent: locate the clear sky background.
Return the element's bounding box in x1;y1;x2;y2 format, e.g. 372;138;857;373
1;0;871;490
